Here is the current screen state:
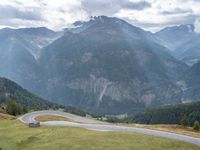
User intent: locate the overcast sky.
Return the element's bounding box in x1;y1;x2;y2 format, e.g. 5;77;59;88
0;0;200;32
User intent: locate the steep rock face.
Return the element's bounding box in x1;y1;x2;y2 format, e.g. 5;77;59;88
39;16;186;114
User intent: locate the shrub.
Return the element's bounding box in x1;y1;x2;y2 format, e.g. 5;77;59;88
193;121;200;131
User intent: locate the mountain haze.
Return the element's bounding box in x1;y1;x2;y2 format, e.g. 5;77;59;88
0;28;40;94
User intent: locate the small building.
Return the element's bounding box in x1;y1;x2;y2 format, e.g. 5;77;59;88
29;122;40;128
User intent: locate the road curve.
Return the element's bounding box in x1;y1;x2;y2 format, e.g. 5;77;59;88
19;111;200;147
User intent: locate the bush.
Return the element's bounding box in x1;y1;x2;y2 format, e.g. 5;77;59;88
193;121;200;131
180;115;189;127
6;100;25;116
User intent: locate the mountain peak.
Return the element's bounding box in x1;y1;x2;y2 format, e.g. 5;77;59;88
88;16;129;25
72;16;124;27
90;15;108;21
67;15;146;36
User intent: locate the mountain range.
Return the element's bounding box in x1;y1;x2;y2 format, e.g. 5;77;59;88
0;16;199;115
156;24;200;66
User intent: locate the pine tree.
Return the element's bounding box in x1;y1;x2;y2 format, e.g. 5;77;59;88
180;115;189;127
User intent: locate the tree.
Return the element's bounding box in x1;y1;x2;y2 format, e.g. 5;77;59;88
193;121;200;131
6;100;23;116
180;115;189;127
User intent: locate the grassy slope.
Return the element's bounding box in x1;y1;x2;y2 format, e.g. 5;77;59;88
117;123;200;138
0;120;200;150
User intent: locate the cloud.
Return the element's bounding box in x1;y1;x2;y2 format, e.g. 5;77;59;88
0;5;43;20
194;19;200;33
122;1;151;10
161;7;193;15
81;0;151;16
0;0;85;30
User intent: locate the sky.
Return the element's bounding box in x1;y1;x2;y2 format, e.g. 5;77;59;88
0;0;200;32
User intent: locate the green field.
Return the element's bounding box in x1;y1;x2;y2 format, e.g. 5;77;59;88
0;120;200;150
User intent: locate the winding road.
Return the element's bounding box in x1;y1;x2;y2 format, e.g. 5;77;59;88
19;111;200;147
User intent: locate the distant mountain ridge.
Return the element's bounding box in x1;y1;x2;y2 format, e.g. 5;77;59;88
155;24;200;66
0;27;61;57
16;27;61;54
156;24;195;50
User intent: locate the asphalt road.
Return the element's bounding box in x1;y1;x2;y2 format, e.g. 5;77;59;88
19;111;200;147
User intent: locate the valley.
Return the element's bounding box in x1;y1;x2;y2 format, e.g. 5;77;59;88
0;1;200;148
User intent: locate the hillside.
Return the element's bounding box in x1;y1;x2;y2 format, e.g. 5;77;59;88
0;77;60;110
180;61;200;102
133;102;200;125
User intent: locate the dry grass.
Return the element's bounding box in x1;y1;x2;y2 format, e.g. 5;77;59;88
35;115;73;122
0;113;15;120
143;124;200;138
